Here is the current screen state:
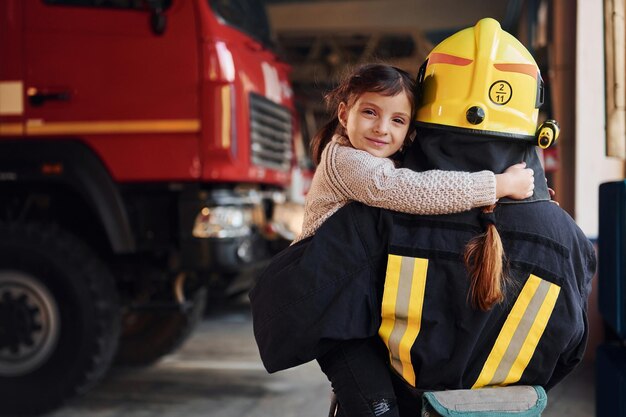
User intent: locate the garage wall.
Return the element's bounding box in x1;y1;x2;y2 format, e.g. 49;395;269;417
576;0;624;238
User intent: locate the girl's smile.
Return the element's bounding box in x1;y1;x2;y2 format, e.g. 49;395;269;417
365;137;390;146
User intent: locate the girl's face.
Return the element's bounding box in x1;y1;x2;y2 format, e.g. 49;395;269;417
338;91;412;158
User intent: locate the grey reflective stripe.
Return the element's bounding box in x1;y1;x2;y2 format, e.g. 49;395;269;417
387;257;415;377
489;279;551;385
472;274;561;388
379;255;429;386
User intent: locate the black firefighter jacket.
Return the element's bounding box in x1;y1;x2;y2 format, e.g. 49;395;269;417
250;198;596;391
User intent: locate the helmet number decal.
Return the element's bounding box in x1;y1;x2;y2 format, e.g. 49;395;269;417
489;80;512;105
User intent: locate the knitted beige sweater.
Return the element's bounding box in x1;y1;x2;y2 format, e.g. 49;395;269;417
294;135;496;242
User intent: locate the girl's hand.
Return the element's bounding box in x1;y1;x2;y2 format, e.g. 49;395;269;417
548;181;560;205
495;162;534;200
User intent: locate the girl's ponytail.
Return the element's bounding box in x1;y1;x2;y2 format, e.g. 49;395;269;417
463;204;508;311
311;118;339;166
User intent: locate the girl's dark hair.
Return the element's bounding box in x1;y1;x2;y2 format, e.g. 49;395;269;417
463;204;509;311
310;63;417;165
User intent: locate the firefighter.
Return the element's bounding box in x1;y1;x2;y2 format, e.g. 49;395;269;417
250;18;595;417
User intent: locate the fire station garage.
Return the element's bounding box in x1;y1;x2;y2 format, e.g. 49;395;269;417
0;0;623;416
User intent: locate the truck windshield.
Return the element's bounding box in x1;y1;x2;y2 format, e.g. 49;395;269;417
210;0;273;49
43;0;172;10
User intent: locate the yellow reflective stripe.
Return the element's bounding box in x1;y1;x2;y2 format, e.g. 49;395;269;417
24;119;200;135
472;276;540;388
397;257;428;386
503;282;560;384
379;254;402;371
386;257;413;380
220;85;231;148
0;123;24;135
472;274;560;388
378;255;428;387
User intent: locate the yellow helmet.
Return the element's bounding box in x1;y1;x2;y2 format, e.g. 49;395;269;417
416;18;544;140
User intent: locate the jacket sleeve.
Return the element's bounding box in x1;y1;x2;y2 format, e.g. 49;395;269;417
545;233;597;390
249;203;387;373
545;313;588;390
325;142;497;214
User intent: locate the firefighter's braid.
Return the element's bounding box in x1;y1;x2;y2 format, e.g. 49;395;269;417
464;204;508;311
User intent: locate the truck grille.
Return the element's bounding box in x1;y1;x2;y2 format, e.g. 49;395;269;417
249;93;293;171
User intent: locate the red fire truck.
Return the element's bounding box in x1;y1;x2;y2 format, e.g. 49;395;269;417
0;0;302;414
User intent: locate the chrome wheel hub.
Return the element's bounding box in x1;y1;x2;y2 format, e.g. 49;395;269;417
0;272;60;376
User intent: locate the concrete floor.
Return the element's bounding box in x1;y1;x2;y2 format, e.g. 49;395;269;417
544;361;595;417
44;300;596;417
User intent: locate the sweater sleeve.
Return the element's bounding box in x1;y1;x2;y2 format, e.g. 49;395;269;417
324;142;496;215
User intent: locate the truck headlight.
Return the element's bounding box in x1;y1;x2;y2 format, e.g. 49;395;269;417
192;206;253;238
270;202;304;241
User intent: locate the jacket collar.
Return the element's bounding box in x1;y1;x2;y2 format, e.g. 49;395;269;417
404;124;550;203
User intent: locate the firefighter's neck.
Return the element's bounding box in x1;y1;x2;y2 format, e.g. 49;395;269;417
404;126;551;203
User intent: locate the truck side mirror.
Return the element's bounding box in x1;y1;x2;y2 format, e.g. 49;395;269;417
145;0;167;35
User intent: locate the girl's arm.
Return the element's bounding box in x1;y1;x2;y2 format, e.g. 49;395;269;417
326;142;528;215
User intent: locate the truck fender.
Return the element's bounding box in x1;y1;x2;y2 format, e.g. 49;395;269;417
0;140;136;253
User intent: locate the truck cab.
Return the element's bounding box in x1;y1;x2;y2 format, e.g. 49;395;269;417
0;0;299;414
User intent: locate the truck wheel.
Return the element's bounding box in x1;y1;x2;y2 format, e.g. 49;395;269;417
0;223;120;415
115;285;207;366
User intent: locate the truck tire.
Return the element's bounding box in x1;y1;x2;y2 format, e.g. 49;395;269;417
0;223;120;415
115;285;207;366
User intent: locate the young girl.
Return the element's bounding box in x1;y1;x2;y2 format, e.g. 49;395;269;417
295;63;534;417
294;63;534;243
